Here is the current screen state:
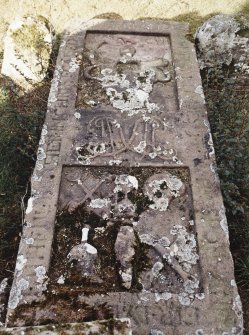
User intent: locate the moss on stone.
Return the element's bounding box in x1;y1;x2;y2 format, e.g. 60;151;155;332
11;22;50;59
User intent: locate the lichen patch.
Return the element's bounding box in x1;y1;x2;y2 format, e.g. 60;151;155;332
8;278;29;310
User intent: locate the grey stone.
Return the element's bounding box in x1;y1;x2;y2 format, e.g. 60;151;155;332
1;318;132;334
195;14;249;72
2;19;242;335
1;16;54;91
115;225;136;289
67;227;99;281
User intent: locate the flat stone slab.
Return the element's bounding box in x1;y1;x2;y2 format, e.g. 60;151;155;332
2;318;132;334
2;20;243;335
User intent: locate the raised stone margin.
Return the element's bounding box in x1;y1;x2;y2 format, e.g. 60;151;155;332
1;20;243;334
0;318;132;334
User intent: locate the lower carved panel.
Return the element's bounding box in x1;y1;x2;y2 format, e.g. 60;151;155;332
49;166;201;300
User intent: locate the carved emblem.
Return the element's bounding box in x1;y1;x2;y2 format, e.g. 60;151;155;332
53;167;200;300
76;116;182;164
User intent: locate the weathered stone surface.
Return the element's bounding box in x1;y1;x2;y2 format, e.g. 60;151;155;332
1;16;54;91
2;318;132;334
115;225;136;289
1;20;243;334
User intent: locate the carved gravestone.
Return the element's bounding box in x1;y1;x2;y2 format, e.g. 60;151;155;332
3;20;242;334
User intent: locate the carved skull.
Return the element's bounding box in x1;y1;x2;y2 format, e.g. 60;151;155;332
143;173;185;211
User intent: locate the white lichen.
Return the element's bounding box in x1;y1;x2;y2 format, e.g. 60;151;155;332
39;124;48;145
233;294;243;319
114;175;138;192
74;112;81;119
119;271;132;285
109;160;122;165
101;68;159;116
149;152;157;159
138;233;170;248
134;141;146;153
94;227;106;234
36;162;44;170
0;278;8;294
150;329;165;335
195;85;205;101
144;174;184;211
89;198;111;209
154;292;172;302
37;147;46;161
195;293;205;300
183;277;199;294
48;65;63;106
152;262;164;277
68;57;80;72
219;206;229;238
167;225;199;268
57;275;65;284
207;133;215;157
25;193;39;214
32;173;42;182
23;237;34;245
35;266;48;292
178;292;191;306
16;255;27;273
8;278;29;309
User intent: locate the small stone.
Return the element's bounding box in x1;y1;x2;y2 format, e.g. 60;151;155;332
1;16;54;91
115;226;136;289
57;275;65;285
195;14;249;74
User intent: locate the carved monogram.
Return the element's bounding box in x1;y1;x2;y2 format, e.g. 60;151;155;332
77;116;181;163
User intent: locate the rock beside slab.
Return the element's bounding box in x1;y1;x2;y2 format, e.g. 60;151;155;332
1;16;54;91
195;14;249;72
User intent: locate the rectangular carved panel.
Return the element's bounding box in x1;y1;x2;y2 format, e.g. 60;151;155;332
49;166;201;298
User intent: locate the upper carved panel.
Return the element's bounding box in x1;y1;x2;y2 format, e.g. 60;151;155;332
76;33;176;117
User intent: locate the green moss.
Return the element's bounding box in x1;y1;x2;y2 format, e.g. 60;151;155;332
11;17;52;61
234;7;249;38
173;12;220;41
93;12;123;20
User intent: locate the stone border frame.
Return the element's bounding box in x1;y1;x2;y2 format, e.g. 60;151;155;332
4;20;243;334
